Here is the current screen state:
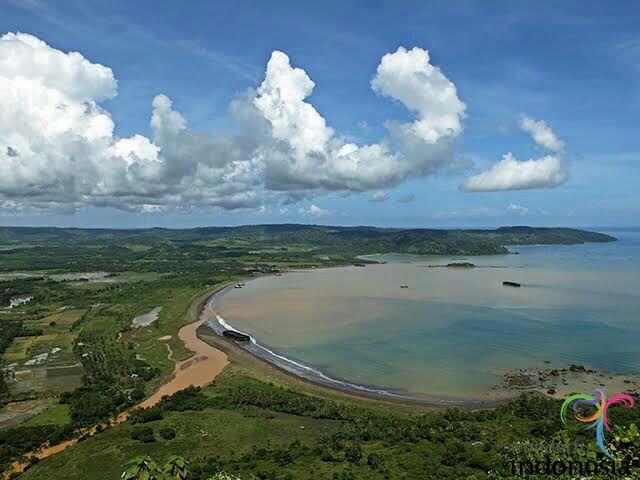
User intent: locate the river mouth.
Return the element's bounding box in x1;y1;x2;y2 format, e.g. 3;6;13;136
206;234;640;403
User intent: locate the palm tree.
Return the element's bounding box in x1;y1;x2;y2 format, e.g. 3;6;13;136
162;455;189;479
121;456;167;480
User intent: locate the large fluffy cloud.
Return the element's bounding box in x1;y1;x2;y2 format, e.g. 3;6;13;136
254;51;333;157
253;48;465;193
371;47;466;143
0;32;117;102
462;115;568;192
0;34;467;213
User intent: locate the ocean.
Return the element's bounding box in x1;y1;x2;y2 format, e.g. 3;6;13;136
210;229;640;403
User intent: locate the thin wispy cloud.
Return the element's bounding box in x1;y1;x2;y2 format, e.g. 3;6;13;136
175;39;260;82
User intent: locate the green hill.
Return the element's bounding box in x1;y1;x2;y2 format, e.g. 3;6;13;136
0;224;615;257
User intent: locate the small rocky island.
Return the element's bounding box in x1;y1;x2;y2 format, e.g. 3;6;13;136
423;262;477;269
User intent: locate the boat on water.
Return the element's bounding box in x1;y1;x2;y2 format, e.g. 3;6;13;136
502;281;521;288
400;285;409;289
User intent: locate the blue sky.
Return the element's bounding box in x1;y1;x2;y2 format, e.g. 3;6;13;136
1;0;638;228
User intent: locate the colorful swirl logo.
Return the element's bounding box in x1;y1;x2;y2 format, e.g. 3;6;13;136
561;389;635;458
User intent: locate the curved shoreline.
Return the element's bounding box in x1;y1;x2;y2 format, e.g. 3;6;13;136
201;274;640;409
200;281;513;408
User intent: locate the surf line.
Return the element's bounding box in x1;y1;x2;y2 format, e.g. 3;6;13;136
212;310;464;405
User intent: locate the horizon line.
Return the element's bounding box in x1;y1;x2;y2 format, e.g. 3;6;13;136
0;223;636;232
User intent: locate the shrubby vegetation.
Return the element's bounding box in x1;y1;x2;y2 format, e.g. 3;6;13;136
159;426;176;440
59;337;147;427
0;277;41;307
121;455;190;480
129;426;155;443
107;380;640;479
0;423;75;472
129;406;164;424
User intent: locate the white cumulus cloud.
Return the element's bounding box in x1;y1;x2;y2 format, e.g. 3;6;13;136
299;204;331;218
0;32;117;102
254;51;333;157
0;34;468;213
463;153;567;192
371;47;466;143
369;191;389;202
253;48;466;193
462;116;568;192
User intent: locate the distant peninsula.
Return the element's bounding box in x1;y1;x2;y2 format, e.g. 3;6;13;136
0;224;616;257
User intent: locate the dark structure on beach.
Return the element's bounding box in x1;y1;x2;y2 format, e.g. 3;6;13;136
503;281;521;288
223;330;251;342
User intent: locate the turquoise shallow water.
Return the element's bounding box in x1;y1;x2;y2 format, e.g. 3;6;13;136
216;229;640;400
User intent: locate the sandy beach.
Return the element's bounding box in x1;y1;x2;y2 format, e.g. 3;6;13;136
137;302;228;408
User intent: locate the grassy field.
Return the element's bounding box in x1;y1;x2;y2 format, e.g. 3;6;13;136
2;336;36;362
22;404;70;427
21;364;428;480
19;363;640;480
0;398;54;429
22;403;339;480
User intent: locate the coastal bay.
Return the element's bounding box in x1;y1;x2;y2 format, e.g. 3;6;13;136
209;229;640;402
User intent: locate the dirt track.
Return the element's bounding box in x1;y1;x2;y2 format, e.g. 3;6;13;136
6;293;229;478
